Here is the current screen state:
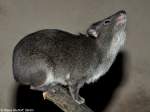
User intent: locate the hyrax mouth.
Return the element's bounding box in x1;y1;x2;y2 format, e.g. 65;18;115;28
116;13;127;26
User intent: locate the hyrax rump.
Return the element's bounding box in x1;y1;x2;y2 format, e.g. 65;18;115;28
13;10;127;104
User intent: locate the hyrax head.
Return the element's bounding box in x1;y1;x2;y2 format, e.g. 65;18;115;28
87;10;127;39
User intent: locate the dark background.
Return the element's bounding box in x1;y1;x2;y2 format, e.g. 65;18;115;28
0;0;150;112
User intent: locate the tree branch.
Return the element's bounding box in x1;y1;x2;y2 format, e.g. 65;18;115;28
43;85;94;112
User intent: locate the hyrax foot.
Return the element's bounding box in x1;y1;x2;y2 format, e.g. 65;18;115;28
74;96;85;104
67;80;85;104
69;87;85;104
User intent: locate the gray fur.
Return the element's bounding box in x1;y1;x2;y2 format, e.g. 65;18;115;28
12;10;127;104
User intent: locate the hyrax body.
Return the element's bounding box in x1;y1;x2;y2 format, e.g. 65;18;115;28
13;10;127;104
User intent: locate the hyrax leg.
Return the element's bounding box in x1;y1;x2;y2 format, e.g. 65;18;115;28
68;80;85;104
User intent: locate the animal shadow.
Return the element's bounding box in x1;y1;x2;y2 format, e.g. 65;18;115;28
81;51;127;112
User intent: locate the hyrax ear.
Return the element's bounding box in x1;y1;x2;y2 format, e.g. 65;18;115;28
87;28;98;38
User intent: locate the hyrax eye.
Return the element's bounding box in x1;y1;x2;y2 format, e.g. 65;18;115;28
104;19;111;25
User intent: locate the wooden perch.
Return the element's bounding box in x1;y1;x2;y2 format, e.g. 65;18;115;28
43;85;94;112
